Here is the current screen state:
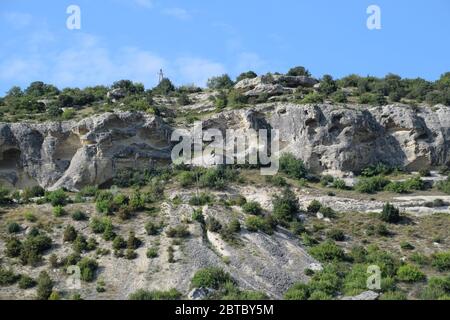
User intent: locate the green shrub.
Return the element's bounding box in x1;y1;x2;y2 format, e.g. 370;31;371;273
272;188;299;222
145;221;162;235
90;217;112;234
207;74;234;90
379;291;407;300
228;219;241;233
18;275;36;289
79;185;98;197
236;71;257;82
20;231;52;266
63;225;78;242
129;288;181;300
0;268;19;286
380;203;401;223
265;175;287;187
287;66;311;77
319;206;336;218
437;177;450;194
361;163;395;177
307;200;322;214
7;222;21;234
420;276;450;300
72;210;87;221
301;92;324;103
191;267;233;290
332;179;347;190
245;216;273;234
146;247;158;259
355;176;390;193
206;217;223;232
78;258;99;282
126;231;142;250
166;225;190;238
431;251;450;272
36;271;53;300
53;205;65;217
6;238;22;257
189;192;214;206
284;283;310;300
396;264;426;282
72;234;88;253
24;211;37;222
242;201;263;216
45;189;68;207
327;229;345;241
112;236;127;250
279;153;307;179
308;241;345;262
178;171;195;187
400;241;415;250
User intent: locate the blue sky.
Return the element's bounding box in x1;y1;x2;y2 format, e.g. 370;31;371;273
0;0;449;94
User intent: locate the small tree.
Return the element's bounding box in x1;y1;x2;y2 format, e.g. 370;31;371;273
236;71;257;82
380;203;400;223
287;66;311;77
63;225;78;242
153;78;175;95
36;271;53;300
207;74;234;90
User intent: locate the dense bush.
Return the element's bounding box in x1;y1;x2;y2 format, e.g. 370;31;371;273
420;276;450;300
0;268;19;286
380;203;401;223
272;188;299;222
129;288;181;300
431;251;450;272
18;275;36;289
19;230;52;266
191;267;234;290
308;241;345;262
355;176;390;193
78;258;99;282
166;225;190;238
307;200;322;214
287;66;311;77
236;71;257;82
279;153;307;179
207;74;234;90
45;189;68;207
63;225;78;242
242;201;263;216
396;264;426;282
72;210;87;221
245;216;273;234
7;222;21;234
36;271;53;300
189;192;214;206
205;217;223;233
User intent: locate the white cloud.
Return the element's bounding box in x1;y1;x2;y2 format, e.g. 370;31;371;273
175;58;226;87
0;32;225;89
2;12;33;29
134;0;154;9
162;8;192;21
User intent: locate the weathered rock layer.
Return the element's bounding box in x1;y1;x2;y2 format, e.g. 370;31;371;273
1;104;450;190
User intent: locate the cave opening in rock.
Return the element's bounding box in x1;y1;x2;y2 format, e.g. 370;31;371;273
0;148;21;170
53;133;82;170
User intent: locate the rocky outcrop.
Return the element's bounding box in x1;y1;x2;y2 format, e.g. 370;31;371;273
234;75;318;96
0;112;173;191
1;103;450;190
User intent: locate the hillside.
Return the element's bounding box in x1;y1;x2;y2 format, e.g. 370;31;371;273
0;69;450;300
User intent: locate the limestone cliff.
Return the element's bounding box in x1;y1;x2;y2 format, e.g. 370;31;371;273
1;103;450;191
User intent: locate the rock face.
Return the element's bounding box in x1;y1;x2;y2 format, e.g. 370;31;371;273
1;103;450;190
0;112;173;191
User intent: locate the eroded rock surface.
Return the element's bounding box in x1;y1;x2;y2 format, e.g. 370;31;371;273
1;104;450;190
